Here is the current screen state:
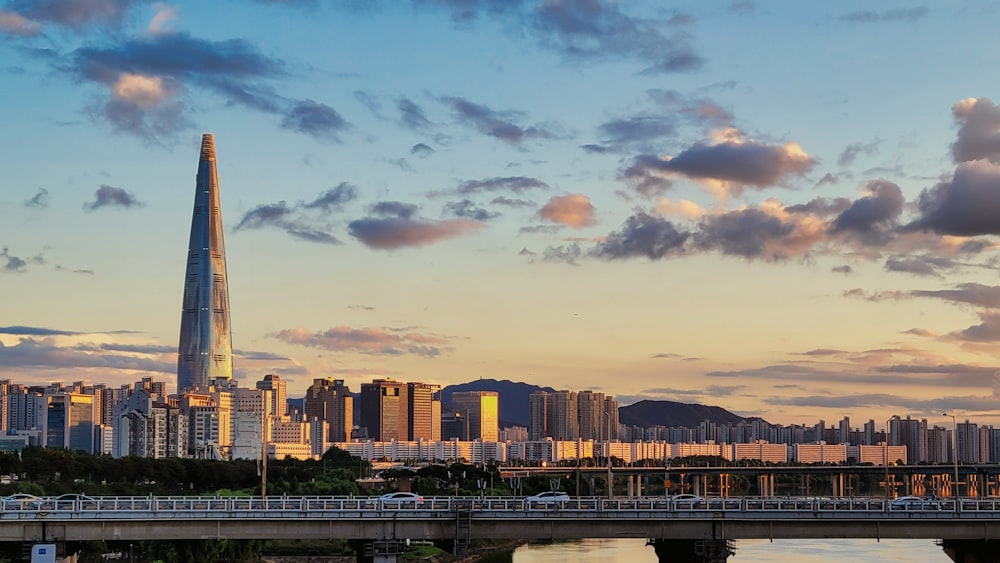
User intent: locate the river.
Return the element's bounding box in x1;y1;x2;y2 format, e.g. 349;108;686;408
507;538;950;562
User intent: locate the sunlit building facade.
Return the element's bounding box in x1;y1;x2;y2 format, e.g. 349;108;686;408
451;390;498;441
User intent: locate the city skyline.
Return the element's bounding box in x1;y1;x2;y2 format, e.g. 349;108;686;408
4;2;1000;426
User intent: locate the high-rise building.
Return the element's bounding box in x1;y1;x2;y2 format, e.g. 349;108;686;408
256;374;287;418
451;390;498;441
408;382;440;441
528;390;579;441
177;133;233;394
43;393;95;453
360;379;405;441
303;378;353;442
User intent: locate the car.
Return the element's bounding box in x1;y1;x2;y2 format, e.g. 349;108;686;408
55;494;93;501
377;492;423;506
890;496;941;510
2;494;39;500
669;494;704;508
2;494;40;509
525;491;570;505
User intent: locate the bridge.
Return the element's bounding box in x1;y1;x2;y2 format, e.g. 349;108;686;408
4;495;1000;562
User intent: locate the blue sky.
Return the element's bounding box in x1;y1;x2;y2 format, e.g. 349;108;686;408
4;0;1000;427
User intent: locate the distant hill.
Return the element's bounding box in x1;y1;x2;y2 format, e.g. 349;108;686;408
619;400;746;428
440;379;554;428
439;380;747;430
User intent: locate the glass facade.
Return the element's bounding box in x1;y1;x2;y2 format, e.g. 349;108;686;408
177;134;233;394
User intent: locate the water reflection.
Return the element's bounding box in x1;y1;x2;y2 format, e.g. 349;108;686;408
508;538;950;562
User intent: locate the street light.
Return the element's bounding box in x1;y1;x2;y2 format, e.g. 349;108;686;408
884;417;892;499
943;413;959;499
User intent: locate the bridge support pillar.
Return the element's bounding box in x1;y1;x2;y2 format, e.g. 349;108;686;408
940;540;1000;563
648;539;735;563
357;539;407;563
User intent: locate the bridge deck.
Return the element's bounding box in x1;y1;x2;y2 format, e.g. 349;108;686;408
2;496;999;543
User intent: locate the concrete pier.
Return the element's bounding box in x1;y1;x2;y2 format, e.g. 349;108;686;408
649;539;735;563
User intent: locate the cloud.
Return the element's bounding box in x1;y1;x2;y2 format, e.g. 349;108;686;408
24;187;49;208
906;160;1000;235
832;265;852;274
83;185;142;211
443;199;500;221
411;143;434;156
371;200;419;220
491;196;535;208
442;96;554;144
837;138;880;166
55;265;95;275
0;338;174;373
884;255;955;277
455;176;548;194
590;89;731;154
693;201;826;260
281;99;350;140
272;326;451;357
911;283;1000;309
519;224;560;235
530;0;703;73
301;182;357;212
655;138;816;197
623;129;815;199
236;201;293;230
538;193;596;228
63;31;343;140
951;312;1000;343
0;9;41;35
234;193;343;245
838;7;928;24
348;216;483;249
422;0;702;73
147;2;176;34
541;243;581;266
596;115;677;150
0;326;80;336
397;96;432;131
951;97;1000;163
7;0;138;29
590;211;689;260
830;179;904;244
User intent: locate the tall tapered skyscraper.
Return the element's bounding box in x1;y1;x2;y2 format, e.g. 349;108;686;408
177;134;233;394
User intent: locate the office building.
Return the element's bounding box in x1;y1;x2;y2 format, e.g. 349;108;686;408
256;374;287;418
408;382;440;441
451;390;498;441
177;133;234;394
303;378;353;442
42;393;95;453
360;379;405;441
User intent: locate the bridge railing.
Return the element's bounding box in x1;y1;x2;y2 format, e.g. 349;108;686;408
0;495;996;517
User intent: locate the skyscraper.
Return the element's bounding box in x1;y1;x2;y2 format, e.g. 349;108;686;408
177;134;233;394
451;390;498;441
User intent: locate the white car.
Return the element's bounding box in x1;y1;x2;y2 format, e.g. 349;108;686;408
890;496;941;510
525;491;570;505
670;494;704;508
377;492;423;507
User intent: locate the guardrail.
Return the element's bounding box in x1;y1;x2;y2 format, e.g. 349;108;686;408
0;495;996;518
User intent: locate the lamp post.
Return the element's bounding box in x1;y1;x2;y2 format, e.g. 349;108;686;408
884;417;892;499
943;413;959;498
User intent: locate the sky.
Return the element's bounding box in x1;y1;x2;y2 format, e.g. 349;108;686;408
4;0;1000;429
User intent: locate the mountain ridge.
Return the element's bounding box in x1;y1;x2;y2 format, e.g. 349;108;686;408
439;378;746;429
